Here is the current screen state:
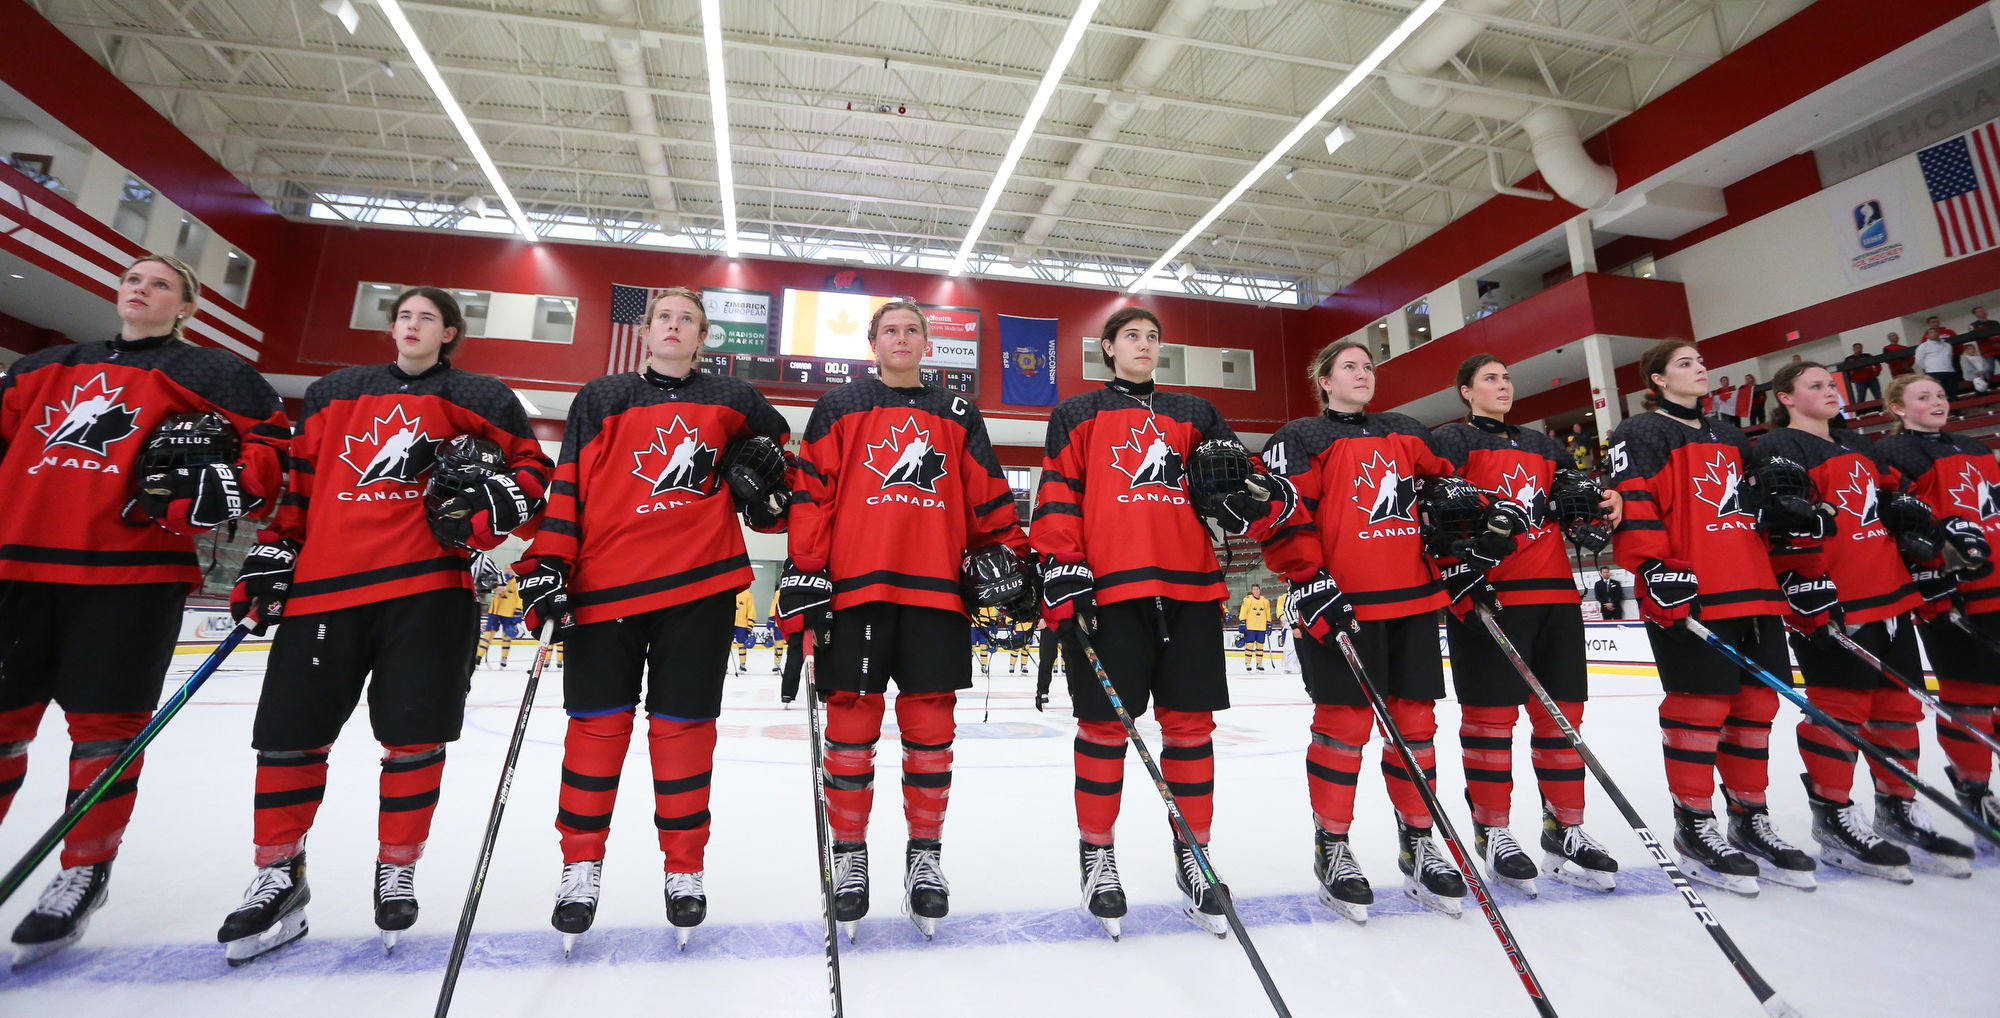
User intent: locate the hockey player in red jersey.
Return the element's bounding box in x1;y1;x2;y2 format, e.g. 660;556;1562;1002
1259;338;1514;921
1758;362;1973;881
1032;306;1295;938
217;287;552;964
1869;372;2000;853
779;301;1030;940
1607;340;1819;896
511;287;792;952
1431;354;1622;896
0;255;285;966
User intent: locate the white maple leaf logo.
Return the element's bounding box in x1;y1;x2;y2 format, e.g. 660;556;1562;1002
1691;452;1751;518
1949;464;2000;521
863;418;948;493
1351;450;1415;524
629;415;717;496
1833;461;1879;525
338;404;441;486
1493;463;1544;520
34;372;141;456
1108;416;1185;490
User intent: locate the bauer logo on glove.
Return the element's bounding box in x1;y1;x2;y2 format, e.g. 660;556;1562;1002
128;412;264;535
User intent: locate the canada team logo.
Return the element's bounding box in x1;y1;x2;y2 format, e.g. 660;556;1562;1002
630;415;718;496
1109;417;1185;490
1351;451;1416;524
1834;462;1880;525
864;418;948;493
1492;464;1546;522
1950;465;2000;521
1691;452;1752;518
339;404;441;485
35;372;140;456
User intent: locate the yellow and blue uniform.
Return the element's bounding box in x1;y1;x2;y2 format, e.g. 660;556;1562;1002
733;589;756;671
1238;592;1272;669
1009;616;1037;672
479;579;525;665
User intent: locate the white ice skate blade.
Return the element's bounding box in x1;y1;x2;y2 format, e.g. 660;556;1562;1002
675;926;692;950
1486;867;1539;898
1181;901;1228;938
1541;852;1617;893
1093;916;1122;942
838;920;858;943
1902;846;1974;879
380;929;399;954
1814;845;1914;885
1753;857;1818;891
906;912;937;941
224;908;308;967
1675;852;1759;898
1314;887;1369;925
10;917;88;971
562;932;581;957
1401;876;1464;919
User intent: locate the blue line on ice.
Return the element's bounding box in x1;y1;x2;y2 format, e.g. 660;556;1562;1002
6;857;1990;990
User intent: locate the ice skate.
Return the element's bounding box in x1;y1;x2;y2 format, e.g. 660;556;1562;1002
1172;838;1228;937
1673;804;1760;897
831;841;868;941
1078;841;1126;941
1470;806;1539;898
1397;819;1466;918
1726;793;1817;891
374;860;418;953
218;853;311;966
902;838;948;940
552;859;602;956
1540;808;1618;892
1312;828;1372;924
1802;779;1910;884
1947;765;2000;854
10;860;111;969
666;870;706;949
1875;793;1974;879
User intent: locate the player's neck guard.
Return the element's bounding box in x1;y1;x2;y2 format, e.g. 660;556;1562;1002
1106;376;1155;397
1467;414;1517;438
644;365;699;389
388;357;452;382
108;333;175;352
1658;395;1703;421
1323;408;1368;426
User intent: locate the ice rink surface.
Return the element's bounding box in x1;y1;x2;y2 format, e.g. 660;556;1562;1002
2;642;1995;1017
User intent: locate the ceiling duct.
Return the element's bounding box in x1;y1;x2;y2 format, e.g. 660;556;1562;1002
591;0;682;230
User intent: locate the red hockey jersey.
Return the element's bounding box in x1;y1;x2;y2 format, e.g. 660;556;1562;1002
1031;378;1244;605
1607;412;1784;620
1258;411;1453;621
789;378;1027;614
1431;417;1581;608
523;367;790;624
269;360;552;617
0;334;286;586
1753;427;1917;625
1871;429;2000;611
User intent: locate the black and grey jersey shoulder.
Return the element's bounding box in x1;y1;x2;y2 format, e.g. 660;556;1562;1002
805;377;1002;477
566;371;787;456
2;337;280;423
1606;412;1718;484
301;363;534;440
1045;387;1231;457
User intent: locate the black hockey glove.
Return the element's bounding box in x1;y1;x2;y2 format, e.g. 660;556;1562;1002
724;435;790;530
433;473;539;551
1289;571;1355;644
1777;569;1841;631
1438;560;1499;620
1210;471;1298;538
1938;517;1995;582
1880;491;1941;563
230;537;299;635
137;461;263;536
515;558;571;640
1040;555;1097;632
1908;562;1957;614
1638;558;1699;627
1756;493;1837;540
777;558;834;638
1459;498;1530;571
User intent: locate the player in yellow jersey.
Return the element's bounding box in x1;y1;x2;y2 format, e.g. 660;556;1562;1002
732;589;756;675
971;606;1001;675
1008;616;1037;673
479;578;526;667
768;611;785;674
1237;583;1272;671
1271;589;1290;671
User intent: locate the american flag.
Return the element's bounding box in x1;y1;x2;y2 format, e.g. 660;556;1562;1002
606;283;666;374
1918;119;2000;258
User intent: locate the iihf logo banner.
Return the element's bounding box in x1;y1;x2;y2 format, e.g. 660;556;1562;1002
1820;162;1924;287
998;314;1058;407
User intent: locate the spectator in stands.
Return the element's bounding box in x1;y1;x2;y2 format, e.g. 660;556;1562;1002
1915;326;1961;402
1591;566;1624;620
1927;315;1957;342
1962;344;1990;394
1972;306;2000;377
1883;332;1913;375
1842;342;1882;403
1712;375;1736;425
1743;371;1765;426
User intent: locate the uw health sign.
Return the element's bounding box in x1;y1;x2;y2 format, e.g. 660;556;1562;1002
920;304;980;369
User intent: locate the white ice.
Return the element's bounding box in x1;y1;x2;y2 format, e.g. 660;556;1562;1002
1;642;1995;1017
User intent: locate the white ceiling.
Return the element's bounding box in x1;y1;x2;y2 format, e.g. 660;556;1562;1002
28;0;1806;305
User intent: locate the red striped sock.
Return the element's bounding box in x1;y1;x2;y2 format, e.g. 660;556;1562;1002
1379;697;1437;826
1660;692;1730;810
1074;719;1126;844
379;743;446;865
650;715;718;872
823;692;884;842
1529;699;1587;825
62;712;151;867
0;703;47;829
896;692;955;840
1862;687;1923;799
1798;686;1869;802
1157;709;1215;843
556;711;634;864
1718;686;1777;804
1460;704;1517;827
1936;679;2000;783
1307;704;1370;834
253;745;331;866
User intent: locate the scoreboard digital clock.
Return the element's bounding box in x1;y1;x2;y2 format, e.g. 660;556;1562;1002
700;353;977;396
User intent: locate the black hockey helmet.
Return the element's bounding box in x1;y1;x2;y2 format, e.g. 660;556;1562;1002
722;434;789;503
425;434;506;548
137;412;241;472
1419;475;1491;558
1750;455;1819;507
1880;490;1940;562
961;543;1038;622
1189;439;1254;522
1550;468;1612;553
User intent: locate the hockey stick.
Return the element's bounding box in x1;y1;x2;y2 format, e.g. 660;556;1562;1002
802;630;846;1018
1474;608;1801;1018
1331;629;1559;1018
1683;619;2000;850
0;619;253;910
434;635;554;1018
1804;623;2000;759
1068;625;1292;1018
1944;609;2000;660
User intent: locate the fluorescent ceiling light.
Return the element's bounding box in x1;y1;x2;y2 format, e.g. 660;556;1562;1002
374;0;537;243
319;0;358;35
949;0;1102;277
1324;123;1358;155
1126;0;1449;293
699;0;740;257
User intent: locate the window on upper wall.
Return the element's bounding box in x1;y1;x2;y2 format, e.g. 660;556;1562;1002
1004;466;1036;526
173;216;208;265
349;282;576;342
1608;255;1657;279
220;248;254;305
112;175;154;243
1076;337;1254;389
